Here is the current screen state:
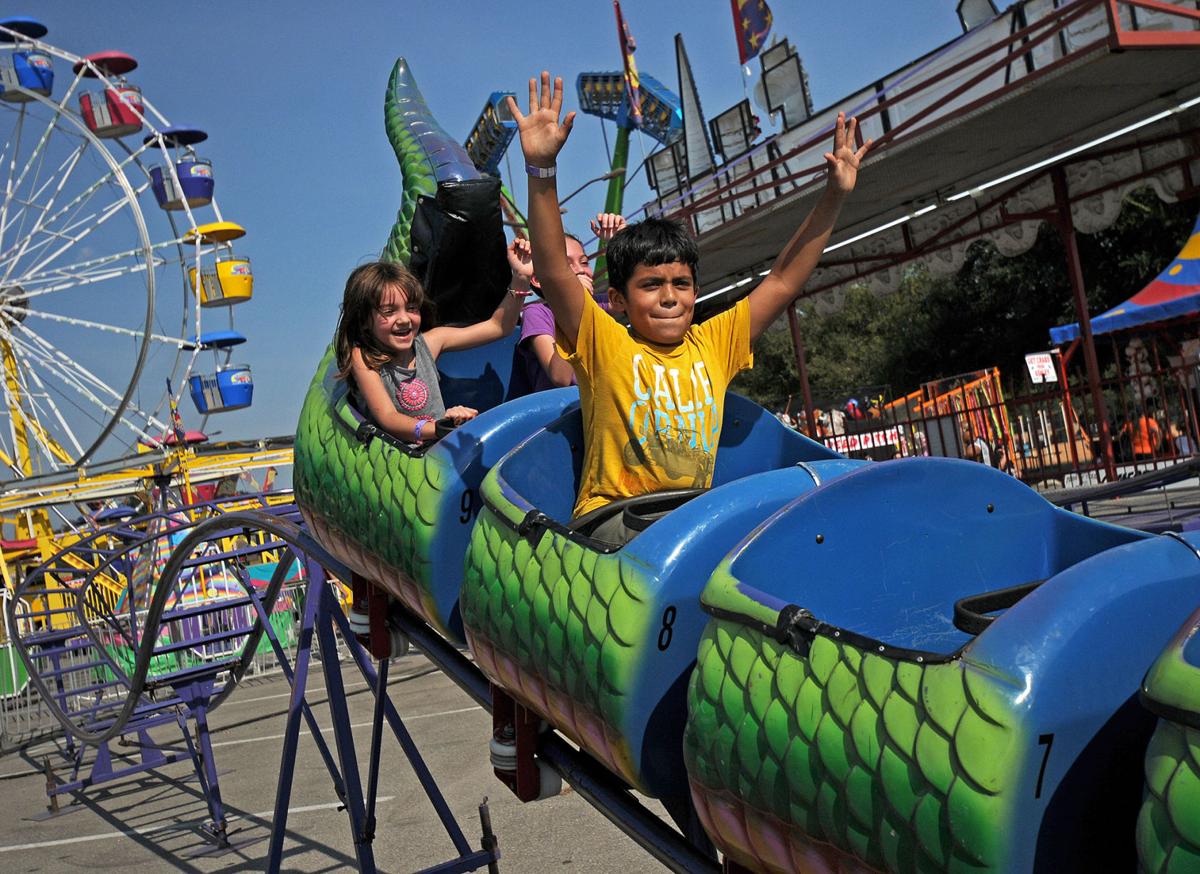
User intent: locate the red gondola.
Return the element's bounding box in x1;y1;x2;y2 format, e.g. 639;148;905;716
74;51;142;139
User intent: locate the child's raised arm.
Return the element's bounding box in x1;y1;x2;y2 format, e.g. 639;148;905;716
747;113;872;343
506;73;584;346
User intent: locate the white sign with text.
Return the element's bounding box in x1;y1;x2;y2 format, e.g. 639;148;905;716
1025;352;1058;384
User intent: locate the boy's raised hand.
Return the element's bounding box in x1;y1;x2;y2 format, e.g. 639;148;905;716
506;72;576;169
747;112;871;344
823;112;873;196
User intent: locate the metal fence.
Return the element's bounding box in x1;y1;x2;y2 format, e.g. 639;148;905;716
796;354;1200;490
0;571;353;753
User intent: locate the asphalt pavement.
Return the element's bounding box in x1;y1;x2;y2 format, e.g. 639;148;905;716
0;651;671;872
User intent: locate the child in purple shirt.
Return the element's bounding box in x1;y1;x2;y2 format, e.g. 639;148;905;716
508;215;625;398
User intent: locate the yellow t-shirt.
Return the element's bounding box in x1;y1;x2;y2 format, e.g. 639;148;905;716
557;294;753;518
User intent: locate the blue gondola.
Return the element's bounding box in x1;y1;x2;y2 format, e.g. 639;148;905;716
189;365;252;414
0;17;52;102
186;330;246;350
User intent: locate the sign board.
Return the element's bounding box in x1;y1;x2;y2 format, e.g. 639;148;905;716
824;427;906;455
1025;352;1058;384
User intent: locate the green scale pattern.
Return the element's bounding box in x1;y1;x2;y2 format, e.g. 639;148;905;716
1138;720;1200;873
294;346;452;634
684;617;1021;874
459;479;654;790
1139;610;1200;874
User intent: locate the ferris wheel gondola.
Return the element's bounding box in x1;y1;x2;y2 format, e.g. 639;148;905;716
0;16;253;491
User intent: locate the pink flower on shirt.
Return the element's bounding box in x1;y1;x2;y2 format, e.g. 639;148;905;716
396;379;429;412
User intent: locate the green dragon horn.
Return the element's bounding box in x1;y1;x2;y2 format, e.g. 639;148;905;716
381;57;481;265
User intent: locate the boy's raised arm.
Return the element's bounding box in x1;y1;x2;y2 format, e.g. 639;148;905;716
506;72;585;347
747;113;872;343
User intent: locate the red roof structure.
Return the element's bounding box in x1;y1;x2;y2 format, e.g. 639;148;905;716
645;0;1200;305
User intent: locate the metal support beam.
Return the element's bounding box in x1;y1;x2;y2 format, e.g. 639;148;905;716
786;304;818;438
1051;166;1116;480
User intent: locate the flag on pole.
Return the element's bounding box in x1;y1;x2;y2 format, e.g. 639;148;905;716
166;378;186;446
613;0;642;128
730;0;773;65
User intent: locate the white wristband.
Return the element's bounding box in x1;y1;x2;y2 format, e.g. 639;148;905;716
526;163;556;178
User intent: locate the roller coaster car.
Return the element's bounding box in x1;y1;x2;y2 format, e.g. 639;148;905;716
1139;605;1200;873
459;392;866;806
682;458;1200;874
294;345;575;640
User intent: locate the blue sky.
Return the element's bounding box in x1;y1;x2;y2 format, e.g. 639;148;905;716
24;0;1008;446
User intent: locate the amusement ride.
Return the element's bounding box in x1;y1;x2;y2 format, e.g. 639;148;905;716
2;4;1200;874
0;14;284;566
0;14;301;837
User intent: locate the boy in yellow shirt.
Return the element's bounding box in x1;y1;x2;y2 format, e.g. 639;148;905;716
509;72;871;544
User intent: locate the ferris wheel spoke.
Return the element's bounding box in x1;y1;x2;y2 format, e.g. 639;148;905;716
0;333;79;471
5;137;88;235
1;305;191;349
7;327;163;445
6;148;152;254
0;130;14;180
0;146;149;271
13;179;143;284
7;139;88;237
8;326;126;404
24;369;87;461
12;237;197;307
9;217;175;298
3;186;132;274
19;233;180;286
0;140;89;286
14;252;161;302
0;105;28;258
10;362;80;463
4;144;55;280
7;337;87;458
0;84;83;249
3;77;84;203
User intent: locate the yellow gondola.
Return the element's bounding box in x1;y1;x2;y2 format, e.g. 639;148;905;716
185;222;254;307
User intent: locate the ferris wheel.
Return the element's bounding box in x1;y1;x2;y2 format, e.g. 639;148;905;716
0;16;256;486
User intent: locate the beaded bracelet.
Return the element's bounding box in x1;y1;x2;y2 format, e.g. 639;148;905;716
413;416;435;442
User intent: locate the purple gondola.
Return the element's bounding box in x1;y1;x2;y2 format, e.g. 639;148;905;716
146;126;213;210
